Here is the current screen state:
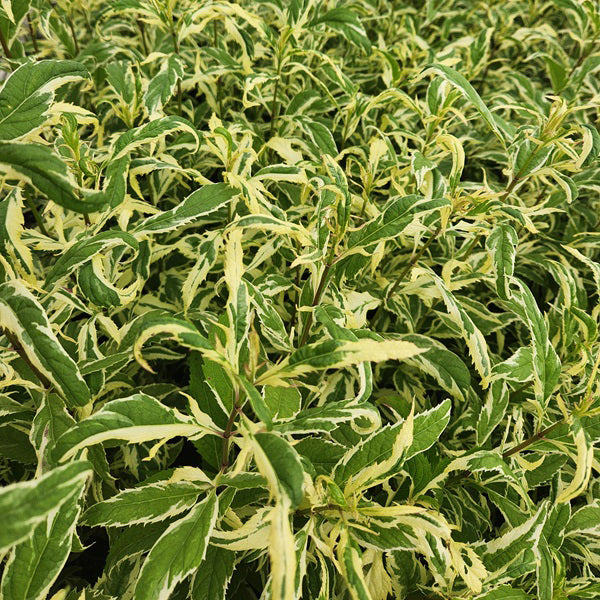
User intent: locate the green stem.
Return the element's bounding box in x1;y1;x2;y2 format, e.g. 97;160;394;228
220;388;241;471
27;17;39;54
269;51;282;137
387;225;442;299
170;25;183;115
0;26;12;59
66;12;80;56
24;192;49;237
137;19;149;56
213;21;223;118
298;262;332;348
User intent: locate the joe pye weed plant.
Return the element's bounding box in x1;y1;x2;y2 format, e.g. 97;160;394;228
0;0;599;599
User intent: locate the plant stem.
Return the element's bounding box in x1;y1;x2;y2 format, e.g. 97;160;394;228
66;12;80;56
298;262;332;348
4;330;51;389
567;31;599;79
269;49;282;137
502;420;564;459
387;225;442;299
213;21;223;118
137;19;149;56
0;27;12;59
24;191;49;237
220;388;241;471
27;17;39;54
458;171;523;262
170;25;183;115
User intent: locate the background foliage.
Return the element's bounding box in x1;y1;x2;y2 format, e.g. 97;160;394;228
0;0;600;599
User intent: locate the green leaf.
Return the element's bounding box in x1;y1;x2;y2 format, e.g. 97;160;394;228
309;7;371;52
133;183;237;234
0;461;91;552
486;224;518;300
565;501;600;537
0;280;91;407
426;64;506;143
82;480;209;527
134;492;218;600
427;271;492;387
337;529;371;600
0;59;88;140
333;399;451;488
253;431;305;507
477;380;510;444
145;55;184;117
0;142;107;213
112;115;199;160
301;118;338;157
482;502;548;575
191;545;235;600
511;281;561;409
0;485;84;600
492;347;534;383
257;338;423;386
475;586;531;599
44;230;138;289
400;333;471;401
53;393;206;462
346;196;449;252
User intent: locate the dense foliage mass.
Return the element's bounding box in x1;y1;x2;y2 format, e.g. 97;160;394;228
0;1;599;599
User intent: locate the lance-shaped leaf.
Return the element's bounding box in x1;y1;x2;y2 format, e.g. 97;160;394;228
82;480;210;527
191;545;235;600
229;214;313;247
426;270;492;387
0;190;34;277
111;115;199;160
53;393;207;462
337;528;371;600
345;196;449;253
133;182;237;234
333;400;451;490
0;483;85;600
145;55;184;117
309;7;371;52
399;334;471;401
556;418;593;504
481;502;548;575
486;224;518;300
182;231;222;313
253;431;305;507
477;380;510;444
268;498;297;600
491;347;534;383
274;400;380;434
511;281;561;408
122;311;223;373
566;501;600;537
475;586;530;599
0;461;91;551
0;59;88;140
425;64;506;143
134;491;218;600
44;229;139;289
256;338;424;386
323;154;351;239
0;142;107;213
0;280;91;406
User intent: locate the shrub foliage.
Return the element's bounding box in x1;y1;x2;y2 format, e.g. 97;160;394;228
0;1;599;599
